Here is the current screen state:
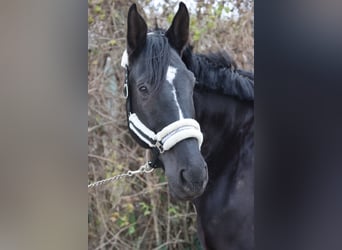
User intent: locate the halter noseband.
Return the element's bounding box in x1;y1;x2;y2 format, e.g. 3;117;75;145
121;50;203;168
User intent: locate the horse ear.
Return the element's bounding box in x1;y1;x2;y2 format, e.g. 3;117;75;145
166;2;189;55
127;4;147;56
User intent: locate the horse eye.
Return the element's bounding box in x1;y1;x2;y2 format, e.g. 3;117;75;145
138;85;148;94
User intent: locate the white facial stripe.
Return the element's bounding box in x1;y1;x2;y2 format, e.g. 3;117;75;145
166;66;177;83
166;66;184;119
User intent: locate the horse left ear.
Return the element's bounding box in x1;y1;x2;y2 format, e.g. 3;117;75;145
166;2;189;55
127;4;147;56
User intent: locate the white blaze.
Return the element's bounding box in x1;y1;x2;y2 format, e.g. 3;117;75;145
166;66;184;119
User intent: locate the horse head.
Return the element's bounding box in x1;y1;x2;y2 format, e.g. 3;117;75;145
122;3;208;200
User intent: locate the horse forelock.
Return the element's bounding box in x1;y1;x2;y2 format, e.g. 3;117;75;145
129;32;171;93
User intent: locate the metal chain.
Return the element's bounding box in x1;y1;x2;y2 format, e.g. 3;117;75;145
88;162;154;189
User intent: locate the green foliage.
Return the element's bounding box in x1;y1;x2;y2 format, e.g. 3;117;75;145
140;202;151;216
108;39;117;46
94;5;102;14
88;16;94;25
168;204;179;216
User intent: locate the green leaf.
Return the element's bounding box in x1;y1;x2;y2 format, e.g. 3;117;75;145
128;224;135;235
94;5;102;14
108;39;116;46
88;16;94;25
168;206;177;216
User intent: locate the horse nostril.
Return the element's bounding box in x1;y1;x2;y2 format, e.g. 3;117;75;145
180;169;196;186
179;169;187;184
179;166;207;186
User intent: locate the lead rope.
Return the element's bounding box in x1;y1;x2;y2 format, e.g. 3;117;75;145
88;162;154;189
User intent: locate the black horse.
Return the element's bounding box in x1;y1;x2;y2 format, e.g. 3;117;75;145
122;3;254;249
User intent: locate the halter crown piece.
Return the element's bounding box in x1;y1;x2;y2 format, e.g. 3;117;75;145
121;50;203;166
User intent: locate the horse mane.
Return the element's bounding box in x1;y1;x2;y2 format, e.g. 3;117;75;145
182;46;254;101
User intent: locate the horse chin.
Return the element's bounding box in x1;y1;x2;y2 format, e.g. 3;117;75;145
168;179;207;201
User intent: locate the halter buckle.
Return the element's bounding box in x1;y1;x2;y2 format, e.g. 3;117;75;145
124;65;129;99
155;141;164;153
123;83;128;99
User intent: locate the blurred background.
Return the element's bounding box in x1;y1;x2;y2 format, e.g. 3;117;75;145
88;0;253;249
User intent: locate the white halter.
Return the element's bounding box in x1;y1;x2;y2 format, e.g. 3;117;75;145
129;113;203;153
121;50;203;153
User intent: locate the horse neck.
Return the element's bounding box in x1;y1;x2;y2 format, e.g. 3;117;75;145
183;46;254;176
194;89;254;175
194;89;253;139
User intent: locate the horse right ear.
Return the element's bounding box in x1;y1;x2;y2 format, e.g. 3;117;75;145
166;2;190;55
127;4;147;56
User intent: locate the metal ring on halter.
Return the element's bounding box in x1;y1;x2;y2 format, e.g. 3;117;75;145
124;83;129;98
124;65;129;99
142;163;154;173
